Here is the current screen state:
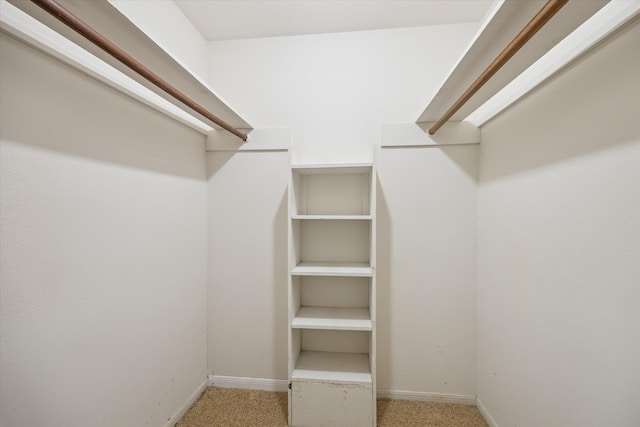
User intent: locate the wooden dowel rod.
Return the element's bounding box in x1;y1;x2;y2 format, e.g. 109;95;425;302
31;0;248;141
429;0;569;135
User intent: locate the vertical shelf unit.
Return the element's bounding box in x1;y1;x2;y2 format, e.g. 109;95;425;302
288;163;376;426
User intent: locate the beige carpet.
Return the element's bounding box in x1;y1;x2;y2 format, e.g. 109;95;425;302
177;387;488;426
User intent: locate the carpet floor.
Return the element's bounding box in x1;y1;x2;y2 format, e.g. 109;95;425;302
176;387;488;426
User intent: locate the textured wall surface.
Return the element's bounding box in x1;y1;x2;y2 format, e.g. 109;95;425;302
477;22;640;427
0;34;208;427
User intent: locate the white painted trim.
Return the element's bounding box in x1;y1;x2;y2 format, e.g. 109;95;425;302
208;375;289;392
476;397;499;427
163;378;208;427
0;0;212;134
376;389;476;405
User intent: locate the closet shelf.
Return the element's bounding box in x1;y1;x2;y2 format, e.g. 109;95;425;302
292;215;372;221
6;0;251;133
291;262;373;277
292;351;372;385
416;0;608;124
292;307;372;331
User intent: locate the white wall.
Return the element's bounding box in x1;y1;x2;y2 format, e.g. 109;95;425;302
477;22;640;427
204;143;480;398
109;0;209;81
207;23;479;163
203;24;482;396
0;34;208;427
377;145;478;396
207;151;289;380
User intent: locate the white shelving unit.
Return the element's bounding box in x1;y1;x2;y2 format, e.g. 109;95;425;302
288;162;376;426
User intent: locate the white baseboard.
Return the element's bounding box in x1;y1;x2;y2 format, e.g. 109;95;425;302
208;374;289;392
377;389;476;405
476;397;499;427
164;378;208;427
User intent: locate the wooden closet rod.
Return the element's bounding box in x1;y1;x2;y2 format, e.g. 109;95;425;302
31;0;248;141
428;0;569;135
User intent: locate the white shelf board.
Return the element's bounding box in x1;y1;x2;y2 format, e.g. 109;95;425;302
0;0;216;134
465;0;640;127
292;351;372;385
293;307;372;331
6;0;251;131
292;215;372;221
417;0;608;123
292;163;372;175
292;262;373;277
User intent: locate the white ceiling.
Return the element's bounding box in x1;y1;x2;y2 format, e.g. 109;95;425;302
174;0;494;41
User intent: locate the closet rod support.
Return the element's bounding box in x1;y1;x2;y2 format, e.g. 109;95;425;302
428;0;569;135
30;0;248;141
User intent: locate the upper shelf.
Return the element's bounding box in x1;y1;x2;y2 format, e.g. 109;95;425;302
6;0;251;131
417;0;608;124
